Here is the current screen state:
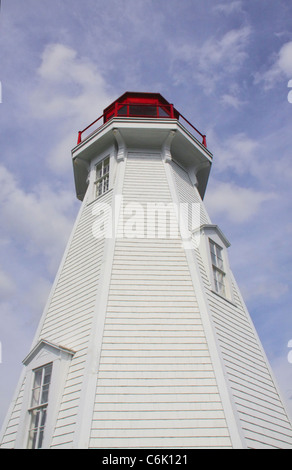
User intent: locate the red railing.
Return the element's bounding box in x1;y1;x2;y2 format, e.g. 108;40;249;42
77;103;207;148
107;102;176;120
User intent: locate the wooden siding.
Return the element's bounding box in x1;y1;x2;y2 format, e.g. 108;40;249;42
48;190;113;448
0;378;26;448
173;162;292;448
0;189;113;448
194;237;292;448
170;160;211;227
209;281;292;448
89;153;232;449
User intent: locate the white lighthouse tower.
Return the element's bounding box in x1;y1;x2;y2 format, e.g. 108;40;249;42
1;92;292;449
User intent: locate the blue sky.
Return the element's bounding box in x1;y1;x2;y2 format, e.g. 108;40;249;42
1;0;292;427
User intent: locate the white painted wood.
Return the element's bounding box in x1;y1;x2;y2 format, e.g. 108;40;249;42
194;240;292;448
89;436;232;449
87;152;233;449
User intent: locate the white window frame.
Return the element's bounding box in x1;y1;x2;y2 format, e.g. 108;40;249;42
14;340;74;449
193;224;235;303
27;363;53;449
94;155;110;198
209;239;226;297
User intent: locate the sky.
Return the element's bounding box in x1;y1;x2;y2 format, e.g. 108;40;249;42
1;0;292;429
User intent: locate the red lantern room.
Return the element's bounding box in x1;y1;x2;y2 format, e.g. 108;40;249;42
103;92;180;123
76;91;207;148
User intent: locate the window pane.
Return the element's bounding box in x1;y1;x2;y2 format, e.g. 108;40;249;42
34;369;43;387
41;384;50;404
104;175;109;192
96;162;102;179
214;245;223;269
40;408;47;427
210;241;216;256
213;267;226;296
217;270;224;284
210;252;216;266
28;408;47;449
117;105;127;115
38;408;47;448
32;408;41;428
216;254;224;270
43;364;52;385
31;386;41;407
210;242;217;267
103;158;110;175
210;240;224;270
37;429;44;449
97;181;103;196
129;105;157;116
27;429;38;449
218;281;226;296
158;106;170;117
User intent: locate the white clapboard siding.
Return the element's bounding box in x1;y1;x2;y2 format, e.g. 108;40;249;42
192;230;292;448
208;284;292;448
171;164;292;448
48;190;113;448
0;188;113;449
89;153;232;449
0;378;26;448
170;160;211;227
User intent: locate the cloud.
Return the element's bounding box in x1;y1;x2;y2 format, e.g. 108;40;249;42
220;93;245;109
208;130;262;180
205;180;276;223
30;43;114;171
199;26;250;73
0;269;15;300
277;41;292;76
0;160;75;428
213;1;243;15
33;43;113;119
254;41;292;90
169;26;251;94
0;164;76;274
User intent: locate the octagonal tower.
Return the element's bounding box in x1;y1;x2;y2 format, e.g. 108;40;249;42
1;92;292;449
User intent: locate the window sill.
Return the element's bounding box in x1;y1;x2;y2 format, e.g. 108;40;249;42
87;188;113;207
210;289;238;308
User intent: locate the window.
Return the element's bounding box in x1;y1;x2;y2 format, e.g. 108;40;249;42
14;340;74;449
129;104;157;116
209;240;226;297
27;363;52;449
194;224;234;303
95;156;110;197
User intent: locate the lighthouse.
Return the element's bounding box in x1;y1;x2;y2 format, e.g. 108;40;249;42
1;92;292;449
